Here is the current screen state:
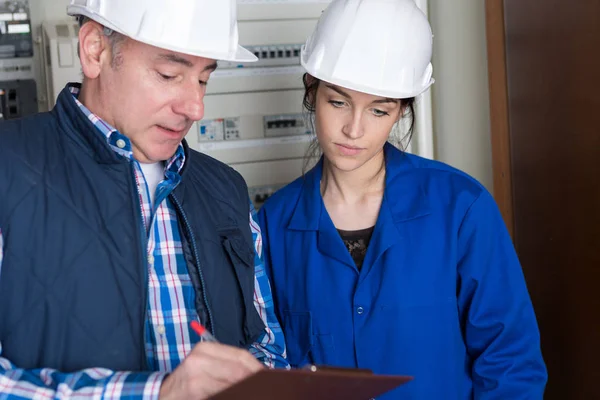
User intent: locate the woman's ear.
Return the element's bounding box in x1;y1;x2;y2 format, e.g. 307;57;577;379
303;73;317;88
303;73;319;109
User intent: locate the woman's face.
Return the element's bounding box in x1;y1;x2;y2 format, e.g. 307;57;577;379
314;81;403;173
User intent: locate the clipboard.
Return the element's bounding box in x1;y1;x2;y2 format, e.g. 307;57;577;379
211;365;413;400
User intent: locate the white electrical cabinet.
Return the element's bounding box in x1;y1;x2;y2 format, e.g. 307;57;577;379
38;0;434;207
40;19;80;110
195;2;330;206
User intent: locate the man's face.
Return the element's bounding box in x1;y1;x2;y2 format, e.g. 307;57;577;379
95;37;217;163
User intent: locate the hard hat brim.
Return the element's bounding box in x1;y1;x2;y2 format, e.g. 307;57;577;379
68;5;258;63
302;61;434;99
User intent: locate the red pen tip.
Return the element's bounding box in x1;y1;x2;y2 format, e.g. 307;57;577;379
190;320;206;336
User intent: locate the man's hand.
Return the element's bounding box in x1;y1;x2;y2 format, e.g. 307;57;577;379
159;342;263;399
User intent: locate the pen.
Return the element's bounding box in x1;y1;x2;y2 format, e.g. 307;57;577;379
190;320;218;342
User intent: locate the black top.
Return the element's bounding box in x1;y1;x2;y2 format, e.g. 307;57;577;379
337;226;375;271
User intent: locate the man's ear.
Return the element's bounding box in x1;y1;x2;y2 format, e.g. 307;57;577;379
78;21;110;79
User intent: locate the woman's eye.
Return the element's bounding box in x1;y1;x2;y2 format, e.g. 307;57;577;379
328;100;346;108
373;108;390;117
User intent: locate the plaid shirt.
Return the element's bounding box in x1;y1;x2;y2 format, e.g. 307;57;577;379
0;86;287;399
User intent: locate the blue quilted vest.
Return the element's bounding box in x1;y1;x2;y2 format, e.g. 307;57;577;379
0;86;265;371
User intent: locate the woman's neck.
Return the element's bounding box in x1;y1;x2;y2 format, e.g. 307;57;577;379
321;150;385;205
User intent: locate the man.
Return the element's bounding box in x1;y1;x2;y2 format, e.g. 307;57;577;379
0;0;287;398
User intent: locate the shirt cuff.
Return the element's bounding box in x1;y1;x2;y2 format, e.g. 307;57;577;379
103;371;167;400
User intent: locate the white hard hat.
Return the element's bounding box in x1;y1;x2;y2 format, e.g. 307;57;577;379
301;0;434;99
67;0;257;63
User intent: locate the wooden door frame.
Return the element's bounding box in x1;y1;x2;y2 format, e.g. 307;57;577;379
485;0;515;238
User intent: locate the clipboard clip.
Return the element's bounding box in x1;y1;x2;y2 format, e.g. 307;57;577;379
302;364;374;375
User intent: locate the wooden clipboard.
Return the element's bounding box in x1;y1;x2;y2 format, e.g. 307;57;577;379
211;365;413;400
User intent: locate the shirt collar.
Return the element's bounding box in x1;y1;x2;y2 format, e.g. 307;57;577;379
69;84;186;174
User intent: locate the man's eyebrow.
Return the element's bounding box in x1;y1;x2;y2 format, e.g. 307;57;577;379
157;53;194;68
156;54;218;74
203;62;218;72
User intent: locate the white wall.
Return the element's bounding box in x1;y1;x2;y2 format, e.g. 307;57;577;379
428;0;494;191
28;0;494;192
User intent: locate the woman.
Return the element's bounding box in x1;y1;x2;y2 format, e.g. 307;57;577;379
258;0;547;398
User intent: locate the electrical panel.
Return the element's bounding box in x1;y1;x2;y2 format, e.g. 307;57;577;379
0;79;36;119
0;0;37;120
194;2;331;207
0;0;33;58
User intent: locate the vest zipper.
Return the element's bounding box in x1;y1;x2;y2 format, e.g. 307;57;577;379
130;164;150;370
170;194;215;336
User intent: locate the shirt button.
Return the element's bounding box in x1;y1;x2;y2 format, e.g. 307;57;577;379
157;325;166;335
357;306;364;315
148;255;154;265
116;138;126;149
